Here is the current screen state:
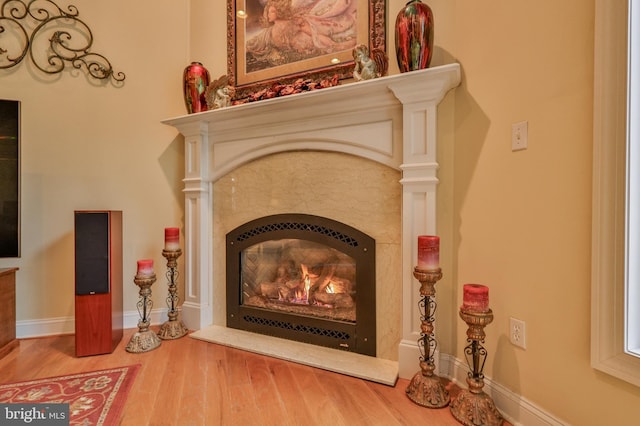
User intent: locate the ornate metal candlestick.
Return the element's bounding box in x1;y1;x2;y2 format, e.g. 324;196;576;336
450;308;503;426
405;267;450;408
158;248;188;339
126;273;162;353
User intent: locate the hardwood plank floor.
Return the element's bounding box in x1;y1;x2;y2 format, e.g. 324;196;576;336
0;329;507;425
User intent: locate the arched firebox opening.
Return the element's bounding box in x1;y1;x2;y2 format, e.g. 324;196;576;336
226;213;376;356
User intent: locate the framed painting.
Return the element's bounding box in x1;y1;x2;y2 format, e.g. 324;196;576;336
0;99;20;258
227;0;386;101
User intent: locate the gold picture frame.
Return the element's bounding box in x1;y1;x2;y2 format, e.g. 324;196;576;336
227;0;386;101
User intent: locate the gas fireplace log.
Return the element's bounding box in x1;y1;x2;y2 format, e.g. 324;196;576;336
259;281;302;300
313;292;355;308
259;282;282;299
331;280;351;294
309;264;337;298
315;276;352;296
284;279;302;290
317;264;337;289
278;287;293;300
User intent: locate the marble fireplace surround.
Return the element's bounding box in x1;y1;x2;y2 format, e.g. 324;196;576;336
162;64;460;385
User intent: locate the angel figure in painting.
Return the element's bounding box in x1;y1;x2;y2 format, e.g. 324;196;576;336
246;0;358;72
352;44;388;81
205;75;235;109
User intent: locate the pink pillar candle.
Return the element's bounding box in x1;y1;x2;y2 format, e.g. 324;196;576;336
461;284;490;312
417;235;440;270
137;259;154;277
164;227;180;251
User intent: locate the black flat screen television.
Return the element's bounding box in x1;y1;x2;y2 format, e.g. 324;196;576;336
0;99;20;258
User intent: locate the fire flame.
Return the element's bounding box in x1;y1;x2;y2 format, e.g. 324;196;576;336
276;264;342;306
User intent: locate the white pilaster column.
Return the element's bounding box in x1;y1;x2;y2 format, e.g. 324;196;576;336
174;121;213;330
389;67;457;379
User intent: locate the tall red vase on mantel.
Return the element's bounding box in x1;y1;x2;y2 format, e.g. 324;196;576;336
183;62;210;114
395;0;434;72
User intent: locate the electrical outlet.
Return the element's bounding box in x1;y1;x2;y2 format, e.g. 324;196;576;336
509;317;527;349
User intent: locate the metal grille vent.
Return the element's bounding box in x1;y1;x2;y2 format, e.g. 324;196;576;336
243;315;351;341
235;222;359;247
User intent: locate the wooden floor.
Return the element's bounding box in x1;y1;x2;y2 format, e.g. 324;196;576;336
0;329;499;426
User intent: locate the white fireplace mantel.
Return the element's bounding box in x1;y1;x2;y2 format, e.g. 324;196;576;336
162;63;460;381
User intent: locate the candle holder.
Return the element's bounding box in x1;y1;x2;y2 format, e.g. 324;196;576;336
125;273;162;353
405;267;450;408
450;308;504;426
158;248;188;339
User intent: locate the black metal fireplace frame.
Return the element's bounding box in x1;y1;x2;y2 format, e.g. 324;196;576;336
226;213;376;356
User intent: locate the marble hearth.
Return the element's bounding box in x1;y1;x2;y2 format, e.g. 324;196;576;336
162;64;460;385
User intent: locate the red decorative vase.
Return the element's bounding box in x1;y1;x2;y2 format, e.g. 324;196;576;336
183;62;210;114
395;0;434;72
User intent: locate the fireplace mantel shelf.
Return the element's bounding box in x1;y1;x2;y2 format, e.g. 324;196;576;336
163;63;459;136
163;64;460;181
162;63;461;383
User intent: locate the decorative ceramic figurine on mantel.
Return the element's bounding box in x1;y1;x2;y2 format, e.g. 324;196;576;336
205;75;236;110
352;44;388;82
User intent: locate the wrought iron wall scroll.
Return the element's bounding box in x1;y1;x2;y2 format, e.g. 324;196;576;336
0;0;125;82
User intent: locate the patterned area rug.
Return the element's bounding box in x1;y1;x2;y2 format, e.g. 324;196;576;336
0;365;140;425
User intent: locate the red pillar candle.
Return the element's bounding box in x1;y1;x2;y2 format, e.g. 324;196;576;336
137;259;154;277
417;235;440;270
461;284;490;312
164;227;180;251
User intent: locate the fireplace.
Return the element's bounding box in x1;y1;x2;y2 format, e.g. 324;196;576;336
226;213;376;356
162;64;460;383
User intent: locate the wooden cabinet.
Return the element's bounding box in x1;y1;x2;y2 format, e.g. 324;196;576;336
0;267;19;359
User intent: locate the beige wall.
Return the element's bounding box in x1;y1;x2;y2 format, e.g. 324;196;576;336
3;0;640;424
429;0;640;425
0;0;192;320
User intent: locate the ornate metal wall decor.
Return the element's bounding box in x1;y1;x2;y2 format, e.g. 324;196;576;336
0;0;125;82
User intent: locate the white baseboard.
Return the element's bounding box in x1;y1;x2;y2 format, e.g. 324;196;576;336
440;354;568;426
15;308;169;338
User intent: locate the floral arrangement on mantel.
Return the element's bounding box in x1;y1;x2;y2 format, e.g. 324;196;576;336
205;74;340;109
231;74;340;105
